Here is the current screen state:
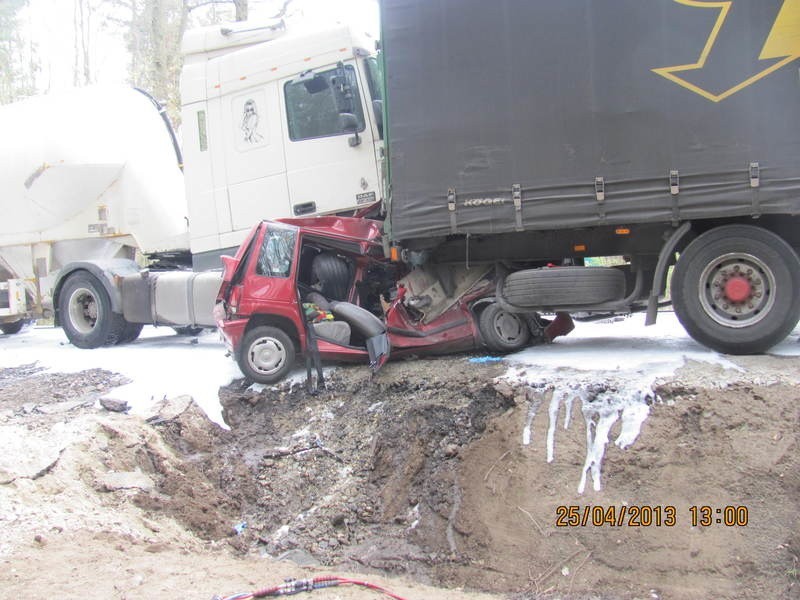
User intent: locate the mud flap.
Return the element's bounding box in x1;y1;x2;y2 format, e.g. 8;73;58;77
366;332;390;371
544;312;575;342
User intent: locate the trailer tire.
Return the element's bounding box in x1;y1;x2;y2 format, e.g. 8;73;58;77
501;267;625;308
671;225;800;355
1;320;25;335
59;271;127;349
238;325;296;384
479;303;530;352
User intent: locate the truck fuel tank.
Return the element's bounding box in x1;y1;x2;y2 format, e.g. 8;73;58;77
121;271;222;328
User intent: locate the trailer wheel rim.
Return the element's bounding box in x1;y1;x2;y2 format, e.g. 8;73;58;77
67;287;100;334
697;252;776;329
247;336;288;376
491;310;526;343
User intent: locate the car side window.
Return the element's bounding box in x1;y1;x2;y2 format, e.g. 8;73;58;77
256;228;296;277
284;63;365;141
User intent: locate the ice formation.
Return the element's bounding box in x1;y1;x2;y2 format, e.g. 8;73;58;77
522;379;655;493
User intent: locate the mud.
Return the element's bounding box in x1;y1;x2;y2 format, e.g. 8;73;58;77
1;355;799;599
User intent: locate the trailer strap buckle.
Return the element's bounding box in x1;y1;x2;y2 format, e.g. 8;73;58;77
594;176;605;203
749;162;760;189
669;170;680;225
669;170;680;196
447;188;458;234
512;184;523;231
595;177;606;221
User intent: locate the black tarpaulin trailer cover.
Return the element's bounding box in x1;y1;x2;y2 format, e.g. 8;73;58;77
381;0;800;244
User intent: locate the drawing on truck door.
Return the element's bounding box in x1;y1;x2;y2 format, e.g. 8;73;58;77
653;0;800;102
240;99;264;145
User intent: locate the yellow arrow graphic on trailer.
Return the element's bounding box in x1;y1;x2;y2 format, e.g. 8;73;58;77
653;0;800;102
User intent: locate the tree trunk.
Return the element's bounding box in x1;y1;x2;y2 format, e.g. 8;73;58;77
73;0;80;86
72;0;92;86
0;0;39;104
234;0;247;21
80;0;91;85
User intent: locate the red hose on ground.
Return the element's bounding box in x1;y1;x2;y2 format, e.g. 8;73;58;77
217;575;411;600
330;577;409;600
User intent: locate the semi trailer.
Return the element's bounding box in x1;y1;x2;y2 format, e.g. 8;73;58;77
378;0;800;355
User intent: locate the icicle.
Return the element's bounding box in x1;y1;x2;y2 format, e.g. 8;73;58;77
516;376;656;493
563;394;574;429
577;406;595;494
577;395;621;493
522;390;542;446
616;401;650;449
546;389;566;463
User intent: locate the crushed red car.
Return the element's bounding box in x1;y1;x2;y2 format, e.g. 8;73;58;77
214;216;573;384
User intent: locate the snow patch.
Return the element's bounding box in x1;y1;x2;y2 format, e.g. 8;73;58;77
0;325;341;427
406;503;420;531
0;326;239;426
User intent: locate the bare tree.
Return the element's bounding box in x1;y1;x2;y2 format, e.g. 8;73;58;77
109;0;280;124
71;0;107;87
0;0;38;104
185;0;249;22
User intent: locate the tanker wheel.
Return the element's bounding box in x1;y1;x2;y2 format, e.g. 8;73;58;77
237;325;296;384
478;303;530;352
671;225;800;355
1;320;25;335
59;272;126;348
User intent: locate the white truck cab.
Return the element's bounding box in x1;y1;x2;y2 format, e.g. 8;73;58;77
181;19;385;270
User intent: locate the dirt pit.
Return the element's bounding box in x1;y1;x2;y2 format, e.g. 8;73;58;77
1;355;799;599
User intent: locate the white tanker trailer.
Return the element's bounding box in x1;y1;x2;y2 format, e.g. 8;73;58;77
0;86;221;344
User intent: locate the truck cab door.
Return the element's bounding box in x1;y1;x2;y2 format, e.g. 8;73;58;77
280;61;381;217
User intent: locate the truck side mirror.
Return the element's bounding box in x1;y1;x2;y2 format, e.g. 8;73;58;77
339;112;362;147
333;61;357;114
300;72;328;94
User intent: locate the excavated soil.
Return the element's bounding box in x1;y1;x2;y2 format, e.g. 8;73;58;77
1;354;799;599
